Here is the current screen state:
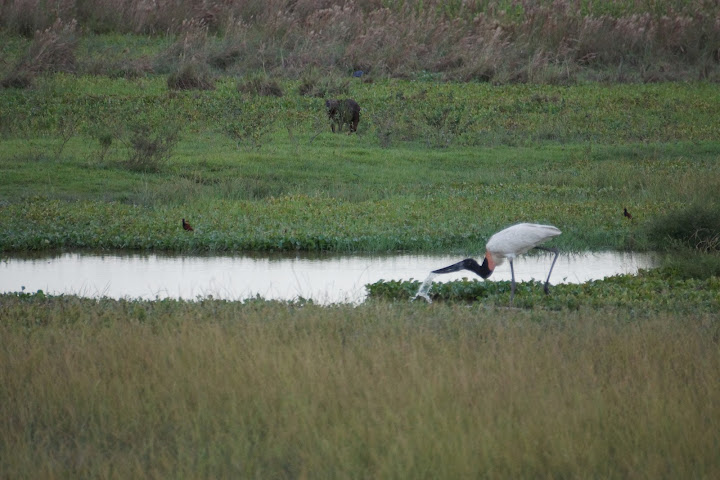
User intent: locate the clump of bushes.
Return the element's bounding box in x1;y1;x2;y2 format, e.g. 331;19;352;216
1;18;78;88
655;252;720;280
647;202;720;253
167;60;215;90
298;69;349;97
123;126;179;173
645;201;720;279
238;74;283;97
161;21;216;90
116;114;182;173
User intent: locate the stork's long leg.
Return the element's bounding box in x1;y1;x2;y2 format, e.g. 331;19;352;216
534;246;559;294
509;259;516;305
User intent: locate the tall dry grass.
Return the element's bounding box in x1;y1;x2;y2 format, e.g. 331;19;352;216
1;17;77;87
1;0;719;83
1;296;718;478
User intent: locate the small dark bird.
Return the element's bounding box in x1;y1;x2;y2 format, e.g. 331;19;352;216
182;218;194;231
623;208;633;220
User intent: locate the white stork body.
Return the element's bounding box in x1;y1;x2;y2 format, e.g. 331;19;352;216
485;223;561;269
420;223;562;304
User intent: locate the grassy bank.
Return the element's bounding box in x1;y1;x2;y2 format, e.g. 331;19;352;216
1;293;718;478
1;139;716;253
1;76;719;254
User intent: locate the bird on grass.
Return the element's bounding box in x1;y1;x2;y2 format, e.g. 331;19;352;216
182;218;194;231
623;207;633;220
429;223;561;305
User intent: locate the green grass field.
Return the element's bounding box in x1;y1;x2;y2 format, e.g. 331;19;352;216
1;77;719;254
1;16;720;478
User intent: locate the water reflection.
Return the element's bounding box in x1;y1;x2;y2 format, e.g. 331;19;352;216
1;251;656;305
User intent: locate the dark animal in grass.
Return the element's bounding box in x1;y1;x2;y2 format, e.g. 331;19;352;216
325;98;360;133
623;207;633;220
182;218;194;231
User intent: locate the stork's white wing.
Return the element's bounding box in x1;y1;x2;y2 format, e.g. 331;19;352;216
486;223;561;258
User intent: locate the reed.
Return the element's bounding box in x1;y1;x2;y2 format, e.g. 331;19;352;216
1;294;718;478
2;1;719;84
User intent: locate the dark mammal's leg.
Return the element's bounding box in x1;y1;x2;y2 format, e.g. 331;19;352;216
343;99;361;133
325;99;341;133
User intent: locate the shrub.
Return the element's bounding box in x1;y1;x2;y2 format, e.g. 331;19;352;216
645;201;720;279
160;20;215;88
207;30;246;71
208;46;242;71
298;69;349;97
167;60;215;90
122;125;180;173
646;202;720;253
238;74;283;97
0;70;34;89
222;100;277;150
655;253;720;280
1;18;78;88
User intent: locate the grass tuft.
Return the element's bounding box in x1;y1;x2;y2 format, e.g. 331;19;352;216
654;253;720;280
122;125;180;173
2;18;78;88
167;60;215;90
298;69;350;97
645;201;720;253
238;73;283;97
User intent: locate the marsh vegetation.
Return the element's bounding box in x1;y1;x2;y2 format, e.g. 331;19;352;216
1;293;719;478
2;0;720;84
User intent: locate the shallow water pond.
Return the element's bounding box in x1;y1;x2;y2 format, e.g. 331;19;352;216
0;251;657;304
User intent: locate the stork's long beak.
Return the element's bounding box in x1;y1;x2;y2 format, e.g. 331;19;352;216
432;257;493;279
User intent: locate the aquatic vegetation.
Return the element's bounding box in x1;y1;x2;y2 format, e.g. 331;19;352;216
368;269;720;313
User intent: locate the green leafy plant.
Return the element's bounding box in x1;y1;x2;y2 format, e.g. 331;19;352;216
418;99;476;148
366;271;720;312
222;101;277;150
123;128;178;172
116;113;181;173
